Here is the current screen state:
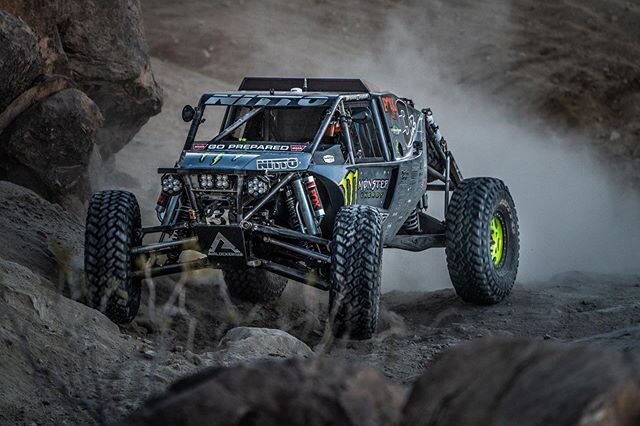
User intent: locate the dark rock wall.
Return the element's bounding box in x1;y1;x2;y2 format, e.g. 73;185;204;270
0;1;162;203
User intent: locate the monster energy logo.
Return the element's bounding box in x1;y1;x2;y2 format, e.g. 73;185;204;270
339;169;358;205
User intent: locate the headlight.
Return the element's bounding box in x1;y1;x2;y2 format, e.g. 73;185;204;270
198;174;214;189
247;176;270;197
161;174;183;195
215;174;230;189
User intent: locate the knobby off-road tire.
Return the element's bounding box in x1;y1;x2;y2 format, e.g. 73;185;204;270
330;205;383;340
222;269;287;302
445;178;519;305
85;190;142;324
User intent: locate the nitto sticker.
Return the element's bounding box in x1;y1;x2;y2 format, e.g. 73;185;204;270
291;145;306;152
208;233;242;257
256;158;300;171
323;154;335;163
204;94;330;108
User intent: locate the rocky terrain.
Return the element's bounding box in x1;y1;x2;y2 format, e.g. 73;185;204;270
0;0;639;425
0;1;161;208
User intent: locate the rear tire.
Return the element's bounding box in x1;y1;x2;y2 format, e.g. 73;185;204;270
84;190;142;324
330;205;383;340
222;269;287;302
445;178;520;305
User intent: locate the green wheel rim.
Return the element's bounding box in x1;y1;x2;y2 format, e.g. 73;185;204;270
490;215;505;266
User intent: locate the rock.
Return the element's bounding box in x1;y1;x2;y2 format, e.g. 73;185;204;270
2;0;163;157
123;358;405;426
0;10;43;112
206;327;314;366
0;255;199;424
0;89;103;203
400;338;640;426
0;181;83;285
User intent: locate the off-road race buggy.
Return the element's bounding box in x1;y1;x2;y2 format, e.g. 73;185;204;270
85;78;520;340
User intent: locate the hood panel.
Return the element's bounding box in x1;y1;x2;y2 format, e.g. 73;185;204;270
178;151;312;172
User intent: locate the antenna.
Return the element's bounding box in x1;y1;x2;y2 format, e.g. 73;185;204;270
303;77;308;92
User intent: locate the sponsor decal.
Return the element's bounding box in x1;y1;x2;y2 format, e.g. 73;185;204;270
339;169;359;205
256;158;300;171
205;94;330;108
358;178;389;191
290;144;306;152
193;143;208;150
207;143;290;151
208;232;243;257
210;154;223;165
390;125;402;136
381;95;398;119
360;191;385;199
322;154;335;164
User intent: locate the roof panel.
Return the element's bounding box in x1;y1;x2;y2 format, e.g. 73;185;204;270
239;77;375;93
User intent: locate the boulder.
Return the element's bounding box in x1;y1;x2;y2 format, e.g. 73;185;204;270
204;327;314;367
0;10;43;112
0;181;83;284
0;89;103;203
2;0;162;157
123;358;405;426
400;338;640;426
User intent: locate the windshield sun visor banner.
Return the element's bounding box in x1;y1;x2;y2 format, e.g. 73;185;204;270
195;142;298;152
204;94;332;108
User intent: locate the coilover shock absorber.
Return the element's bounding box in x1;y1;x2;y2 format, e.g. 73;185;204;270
291;175;320;235
303;175;325;224
285;188;302;232
402;209;421;233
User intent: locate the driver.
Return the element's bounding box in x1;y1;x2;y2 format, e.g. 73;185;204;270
324;120;342;139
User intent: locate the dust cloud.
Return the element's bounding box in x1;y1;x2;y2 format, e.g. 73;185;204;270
365;15;640;289
117;1;640;291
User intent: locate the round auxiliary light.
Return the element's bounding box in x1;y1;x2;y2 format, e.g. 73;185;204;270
199;174;214;189
215;174;230;189
247;175;270;198
161;174;183;196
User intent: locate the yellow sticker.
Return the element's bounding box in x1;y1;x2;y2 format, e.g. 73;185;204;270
339;169;359;205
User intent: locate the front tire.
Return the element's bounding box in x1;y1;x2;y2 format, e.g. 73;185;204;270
445;178;520;305
330;205;383;340
222;269;287;302
84;190;142;324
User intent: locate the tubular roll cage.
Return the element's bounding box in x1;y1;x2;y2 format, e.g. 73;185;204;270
132;89;460;290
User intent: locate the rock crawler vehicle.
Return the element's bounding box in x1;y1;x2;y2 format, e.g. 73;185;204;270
85;78;520;340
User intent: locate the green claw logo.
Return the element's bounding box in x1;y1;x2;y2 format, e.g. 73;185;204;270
339;169;359;205
211;154;223;165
